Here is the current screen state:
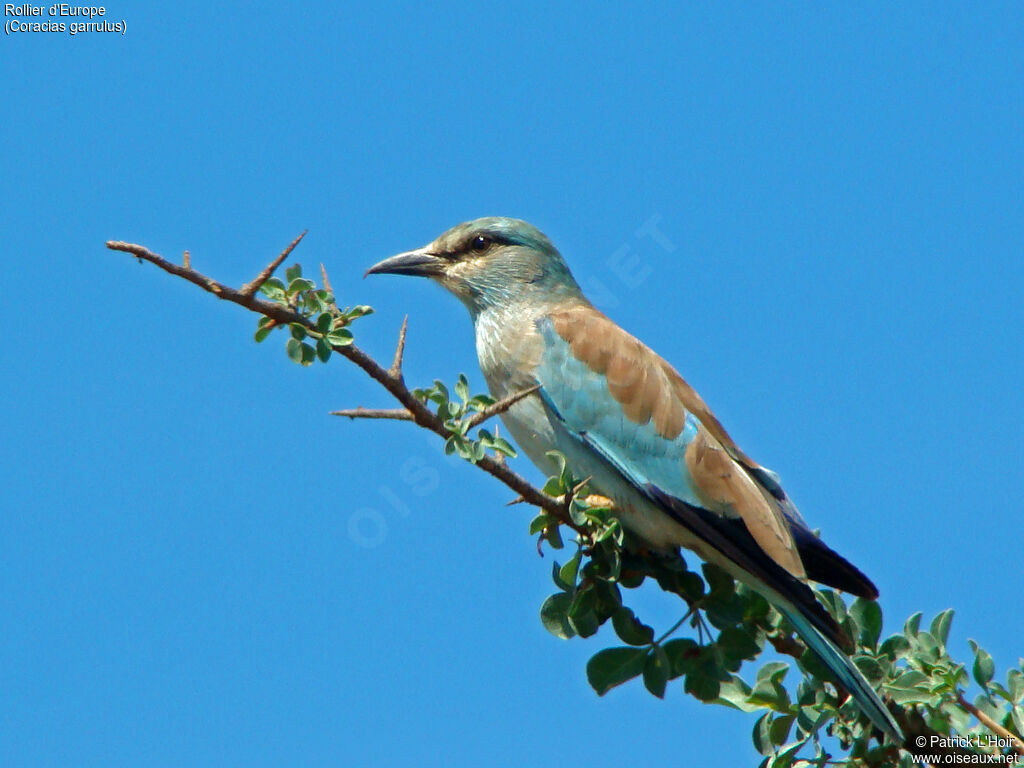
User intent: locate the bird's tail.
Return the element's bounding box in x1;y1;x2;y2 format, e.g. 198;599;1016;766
777;603;903;744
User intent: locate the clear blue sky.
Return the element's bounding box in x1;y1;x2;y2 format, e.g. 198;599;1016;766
3;3;1022;766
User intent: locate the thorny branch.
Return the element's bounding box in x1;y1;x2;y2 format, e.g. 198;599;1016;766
105;237;588;537
330;407;415;421
330;384;542;429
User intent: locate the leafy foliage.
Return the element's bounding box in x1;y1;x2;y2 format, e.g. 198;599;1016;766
525;458;1024;767
254;262;373;363
412;375;518;462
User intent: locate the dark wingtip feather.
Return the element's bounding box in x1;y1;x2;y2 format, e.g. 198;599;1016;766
792;528;880;600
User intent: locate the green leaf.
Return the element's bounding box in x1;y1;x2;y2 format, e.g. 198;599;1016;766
849;598;883;649
643;648;669;698
545;450;568;477
914;630;940;660
558;553;581;589
290;323;307;340
540;593;575;639
541;477;563;496
718;626;761;662
973;643;995;687
766;736;805;768
685;648;727;702
769;714;796;748
753;712;774;755
886;685;940;707
455;374;469;403
885;670;940;706
757;661;790;684
471;440;486;462
1008;669;1024;703
286;337;303;363
566;588;600;637
814;589;847;624
879;634;911;660
316;312;333;334
750;675;791;711
702;563;734;595
315;337;332;363
904;611;922;638
853;654;885;685
611;607;655;646
714;675;760;713
327;328;353;346
705;591;747;629
797;703;833;736
431;380;449;402
890;669;928;688
259;277;286;299
587;647;647;695
662;638;699;677
929;609;954;649
591;580;623;618
529;513;557;536
685;667;722;702
797;646;835;684
254;326;273;343
284;264;302;283
551;561;573;591
567;608;600;638
287;277;315;294
678;571;705;602
300;342;316;365
345;304;374;319
489;437;517;458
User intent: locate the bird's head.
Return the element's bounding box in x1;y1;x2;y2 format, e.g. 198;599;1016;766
366;217;584;318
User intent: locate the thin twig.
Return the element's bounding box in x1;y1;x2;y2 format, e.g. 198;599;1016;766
330;407;415;421
464;384;542;430
320;262;334;295
107;240;309;326
183;250;191;269
389;316;408;381
957;694;1024;756
240;230;308;297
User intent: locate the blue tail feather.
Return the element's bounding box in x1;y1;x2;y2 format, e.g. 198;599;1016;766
779;604;903;743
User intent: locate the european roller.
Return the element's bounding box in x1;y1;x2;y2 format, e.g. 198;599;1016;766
366;217;902;742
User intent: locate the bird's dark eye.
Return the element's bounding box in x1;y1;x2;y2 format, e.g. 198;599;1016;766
470;234;491;252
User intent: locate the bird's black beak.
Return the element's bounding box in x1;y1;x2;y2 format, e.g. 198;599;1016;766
364;247;446;278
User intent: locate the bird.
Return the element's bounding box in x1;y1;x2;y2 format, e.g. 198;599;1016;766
366;216;902;742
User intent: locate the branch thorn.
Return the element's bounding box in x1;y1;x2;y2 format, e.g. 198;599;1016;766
389;315;408;381
240;230;308;297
